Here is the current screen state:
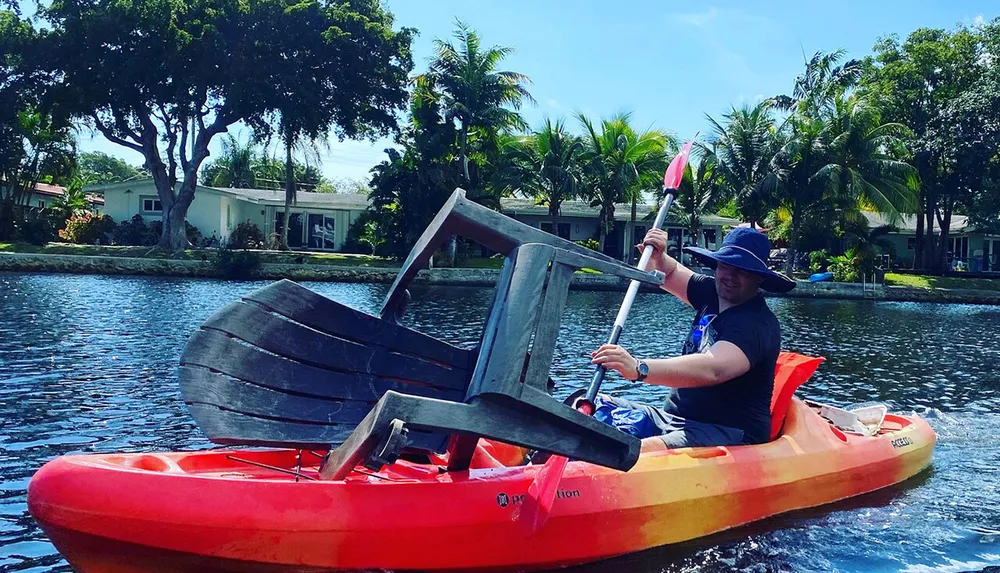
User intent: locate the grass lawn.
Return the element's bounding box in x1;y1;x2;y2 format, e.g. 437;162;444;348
0;242;197;259
885;272;1000;291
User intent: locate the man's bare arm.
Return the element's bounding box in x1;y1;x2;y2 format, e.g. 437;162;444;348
639;228;695;307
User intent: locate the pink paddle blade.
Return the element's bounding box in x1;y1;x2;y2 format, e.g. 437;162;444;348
518;454;568;535
663;139;695;191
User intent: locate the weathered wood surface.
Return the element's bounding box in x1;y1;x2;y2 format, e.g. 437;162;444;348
179;280;472;450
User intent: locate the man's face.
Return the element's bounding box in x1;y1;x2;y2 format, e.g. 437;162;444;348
715;262;763;304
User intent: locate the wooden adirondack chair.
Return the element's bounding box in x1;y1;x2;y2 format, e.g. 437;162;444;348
179;189;664;479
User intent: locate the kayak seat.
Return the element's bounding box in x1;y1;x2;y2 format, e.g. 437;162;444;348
770;352;826;441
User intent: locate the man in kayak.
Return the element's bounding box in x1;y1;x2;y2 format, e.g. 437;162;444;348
589;227;795;448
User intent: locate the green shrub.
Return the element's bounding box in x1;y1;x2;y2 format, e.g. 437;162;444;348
341;212;371;254
16;210;64;245
58;212;116;244
575;238;600;252
213;245;262;278
228;220;266;249
809;249;829;273
112;214;151;246
828;250;860;283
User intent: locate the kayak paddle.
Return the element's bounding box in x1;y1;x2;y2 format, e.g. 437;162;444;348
517;139;696;535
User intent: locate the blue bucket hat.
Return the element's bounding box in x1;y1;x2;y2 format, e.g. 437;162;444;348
682;227;796;293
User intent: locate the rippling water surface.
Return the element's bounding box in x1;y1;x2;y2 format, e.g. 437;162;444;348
1;272;999;572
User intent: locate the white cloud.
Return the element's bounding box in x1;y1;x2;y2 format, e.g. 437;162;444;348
975;14;986;27
669;7;720;28
668;6;773;29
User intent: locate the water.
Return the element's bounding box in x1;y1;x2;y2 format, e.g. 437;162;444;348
1;271;998;573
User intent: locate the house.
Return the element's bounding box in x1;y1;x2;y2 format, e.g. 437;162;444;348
864;212;1000;271
89;178;740;256
500;197;739;261
87;179;368;251
17;182;105;213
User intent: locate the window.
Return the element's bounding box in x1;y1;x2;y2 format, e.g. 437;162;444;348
948;236;969;259
704;229;717;246
226;204;232;230
539;222;571;239
907;238;915;251
38;201;45;208
141;196;163;212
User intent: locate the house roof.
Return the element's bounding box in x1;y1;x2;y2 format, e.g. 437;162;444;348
84;178;366;210
206;186;370;209
499;197;740;227
32;182;105;205
861;211;968;233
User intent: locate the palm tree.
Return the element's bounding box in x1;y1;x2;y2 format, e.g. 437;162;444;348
275;123;329;250
771;49;862;117
768;114;830;273
203;134;257;188
50;176;91;219
704;102;780;229
576;111;671;257
428;20;535;184
835;211;899;276
505;118;584;235
676;150;726;255
820;94;919;224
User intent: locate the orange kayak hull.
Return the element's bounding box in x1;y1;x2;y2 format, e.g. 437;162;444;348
28;399;935;572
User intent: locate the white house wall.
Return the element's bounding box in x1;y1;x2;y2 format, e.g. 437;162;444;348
187;192;222;240
101;186;146;222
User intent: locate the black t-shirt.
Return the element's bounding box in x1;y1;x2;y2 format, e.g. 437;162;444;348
662;273;781;444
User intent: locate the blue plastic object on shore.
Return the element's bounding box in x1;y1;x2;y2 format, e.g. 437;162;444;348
809;272;834;282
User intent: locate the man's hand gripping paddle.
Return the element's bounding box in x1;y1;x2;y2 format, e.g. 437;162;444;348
517;140;695;535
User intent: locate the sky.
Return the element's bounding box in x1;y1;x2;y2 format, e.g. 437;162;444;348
34;0;999;185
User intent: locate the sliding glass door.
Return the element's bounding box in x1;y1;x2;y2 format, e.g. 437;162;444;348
308;213;336;250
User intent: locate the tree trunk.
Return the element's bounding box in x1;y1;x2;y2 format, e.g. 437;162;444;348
784;204;799;276
914;192;925;270
598;208;609;253
937;200;953;273
628;196;637;263
0;199;14;241
159;179;197;251
281;137;294;251
923;202;936;271
446;124;469;267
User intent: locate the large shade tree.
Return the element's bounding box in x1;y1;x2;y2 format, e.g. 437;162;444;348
859;25;983;271
40;0;414;251
76;151;148;184
0;10;76;240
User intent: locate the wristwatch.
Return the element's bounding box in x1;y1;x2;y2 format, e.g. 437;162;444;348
634;360;649;382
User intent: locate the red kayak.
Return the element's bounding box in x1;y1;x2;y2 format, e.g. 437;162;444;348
28;396;934;573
